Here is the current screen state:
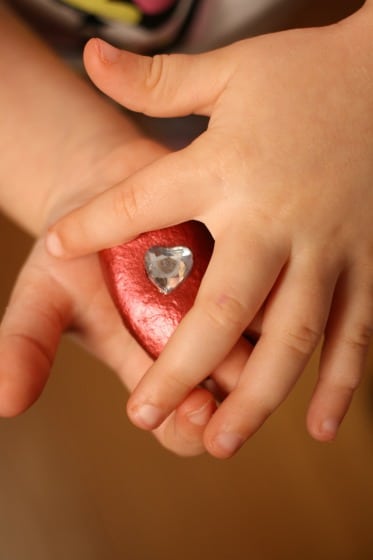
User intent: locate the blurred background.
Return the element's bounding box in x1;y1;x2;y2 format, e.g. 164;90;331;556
1;212;372;559
1;1;372;559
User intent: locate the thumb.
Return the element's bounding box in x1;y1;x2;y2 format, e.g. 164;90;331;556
0;248;71;417
83;38;233;117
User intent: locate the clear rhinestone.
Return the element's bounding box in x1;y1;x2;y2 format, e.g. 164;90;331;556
144;246;193;294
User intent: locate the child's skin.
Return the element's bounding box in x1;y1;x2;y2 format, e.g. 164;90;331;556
0;3;250;457
48;2;373;458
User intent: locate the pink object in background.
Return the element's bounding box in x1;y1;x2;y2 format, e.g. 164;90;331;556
133;0;177;15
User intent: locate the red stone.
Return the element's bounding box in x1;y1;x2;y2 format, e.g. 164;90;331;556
99;221;214;358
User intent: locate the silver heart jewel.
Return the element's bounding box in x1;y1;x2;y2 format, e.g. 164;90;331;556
144;246;193;294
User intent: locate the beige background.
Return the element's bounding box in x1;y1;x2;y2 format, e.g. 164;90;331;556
1;213;372;559
1;1;372;559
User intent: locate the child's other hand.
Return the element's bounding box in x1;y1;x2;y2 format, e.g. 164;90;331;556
47;12;373;457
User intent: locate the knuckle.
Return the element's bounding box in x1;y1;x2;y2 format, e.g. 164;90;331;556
200;135;251;198
201;293;248;333
144;54;168;94
111;185;139;223
341;323;373;352
339;374;362;392
281;323;321;356
161;367;193;395
325;369;362;393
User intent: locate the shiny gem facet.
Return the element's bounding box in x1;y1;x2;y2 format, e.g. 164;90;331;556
145;246;193;294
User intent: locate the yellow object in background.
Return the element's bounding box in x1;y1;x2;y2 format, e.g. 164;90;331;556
62;0;141;24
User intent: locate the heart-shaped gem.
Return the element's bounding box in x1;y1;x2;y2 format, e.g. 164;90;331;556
144;245;193;295
99;221;214;358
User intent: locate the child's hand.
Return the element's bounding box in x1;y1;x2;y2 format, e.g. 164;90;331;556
47;13;373;458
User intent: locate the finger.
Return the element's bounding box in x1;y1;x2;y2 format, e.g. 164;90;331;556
46;142;211;258
126;229;287;430
307;266;373;442
0;258;72;417
202;255;337;458
128;334;253;456
72;272;217;457
210;336;254;397
84;38;234;117
153;388;217;457
156;333;258;456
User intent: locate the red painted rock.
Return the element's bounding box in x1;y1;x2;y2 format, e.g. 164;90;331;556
99;221;214;358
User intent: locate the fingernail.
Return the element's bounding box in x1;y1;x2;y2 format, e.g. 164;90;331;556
46;231;65;257
131;403;163;429
96;39;120;64
187;401;212;426
320;418;339;440
214;432;244;455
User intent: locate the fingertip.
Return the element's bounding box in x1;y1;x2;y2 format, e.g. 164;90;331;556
45;230;66;259
205;431;245;460
186;401;213;426
203;412;246;459
84;38;118;65
308;418;339;443
306;385;350;444
127;388;216;433
0;328;54;418
83;38;99;75
127;401;164;431
0;387;34;418
154;390;215;458
180;390;216;427
94;38;121;65
0;369;45;418
83;37;99;58
83;39;123;87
